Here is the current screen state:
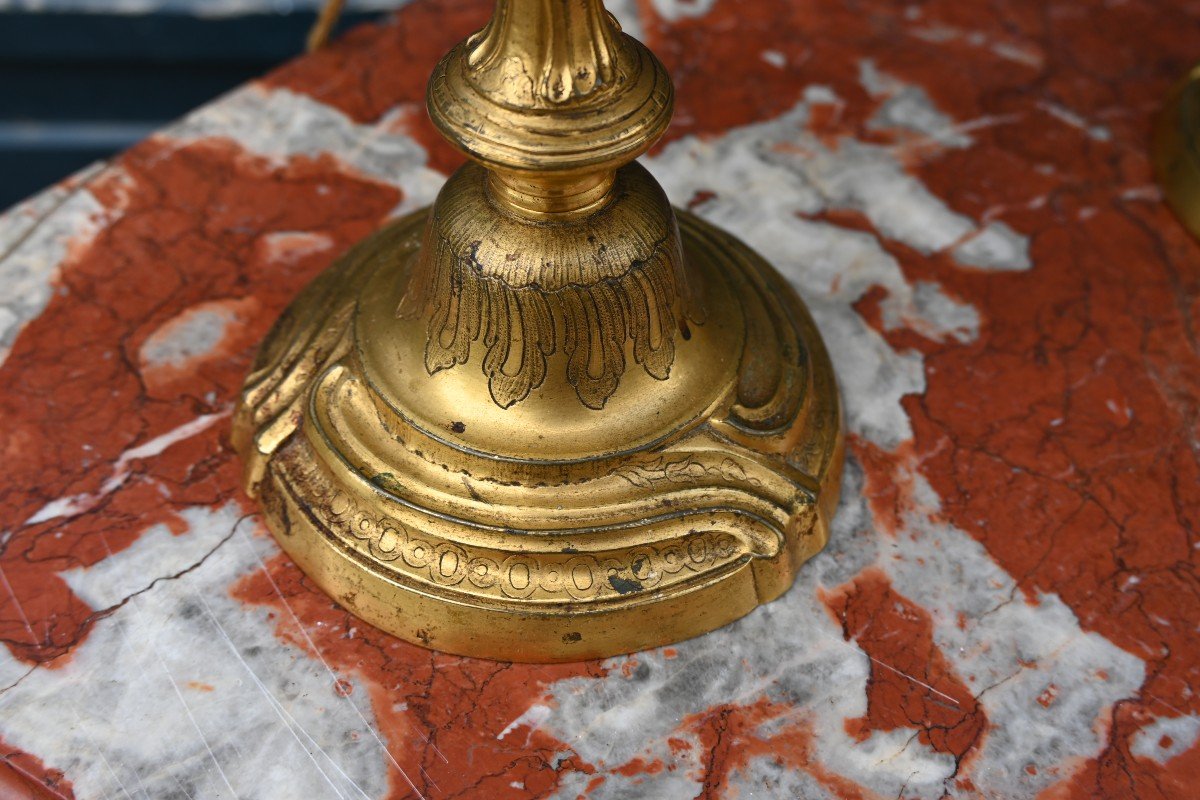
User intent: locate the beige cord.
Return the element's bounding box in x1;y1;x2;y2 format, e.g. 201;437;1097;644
307;0;347;52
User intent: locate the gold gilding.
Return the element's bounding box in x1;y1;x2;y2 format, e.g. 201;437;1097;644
1156;64;1200;241
233;0;844;662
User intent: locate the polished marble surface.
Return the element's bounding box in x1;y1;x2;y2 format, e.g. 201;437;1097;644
1;0;1198;798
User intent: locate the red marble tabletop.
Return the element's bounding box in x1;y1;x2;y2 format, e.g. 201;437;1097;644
1;1;1198;798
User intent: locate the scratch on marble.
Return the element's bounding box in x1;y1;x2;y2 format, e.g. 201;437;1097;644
235;527;450;779
170;774;198;800
1148;693;1191;719
127;755;157;800
868;656;963;709
68;700;141;800
153;646;240;799
61;601;159;800
195;592;392;800
0;562;37;645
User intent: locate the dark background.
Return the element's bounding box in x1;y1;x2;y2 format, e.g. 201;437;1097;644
0;9;384;211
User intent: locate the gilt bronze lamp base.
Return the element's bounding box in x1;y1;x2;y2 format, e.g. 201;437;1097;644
233;0;843;662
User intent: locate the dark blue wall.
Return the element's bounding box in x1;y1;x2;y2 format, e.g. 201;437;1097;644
0;10;382;210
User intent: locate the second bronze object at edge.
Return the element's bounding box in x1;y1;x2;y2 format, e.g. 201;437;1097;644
232;0;844;662
1156;63;1200;241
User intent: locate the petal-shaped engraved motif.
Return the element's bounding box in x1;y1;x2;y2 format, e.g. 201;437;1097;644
398;163;703;410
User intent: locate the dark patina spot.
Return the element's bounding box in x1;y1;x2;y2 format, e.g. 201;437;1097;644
608;575;643;595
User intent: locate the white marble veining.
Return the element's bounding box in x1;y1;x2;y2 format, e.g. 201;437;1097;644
0;165;114;365
0;505;391;800
1130;714;1200;765
0;11;1164;799
519;80;1137;800
166;84;444;217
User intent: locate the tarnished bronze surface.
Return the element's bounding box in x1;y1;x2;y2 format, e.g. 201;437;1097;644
233;0;843;662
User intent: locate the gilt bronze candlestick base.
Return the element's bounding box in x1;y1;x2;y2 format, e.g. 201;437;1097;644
233;0;843;662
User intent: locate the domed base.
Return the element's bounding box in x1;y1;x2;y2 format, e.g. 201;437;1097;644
1155;64;1200;240
233;208;842;662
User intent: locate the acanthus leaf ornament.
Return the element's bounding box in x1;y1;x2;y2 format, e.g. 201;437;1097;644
398;163;703;409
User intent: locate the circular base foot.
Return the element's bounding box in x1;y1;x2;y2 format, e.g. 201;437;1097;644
233;209;842;662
